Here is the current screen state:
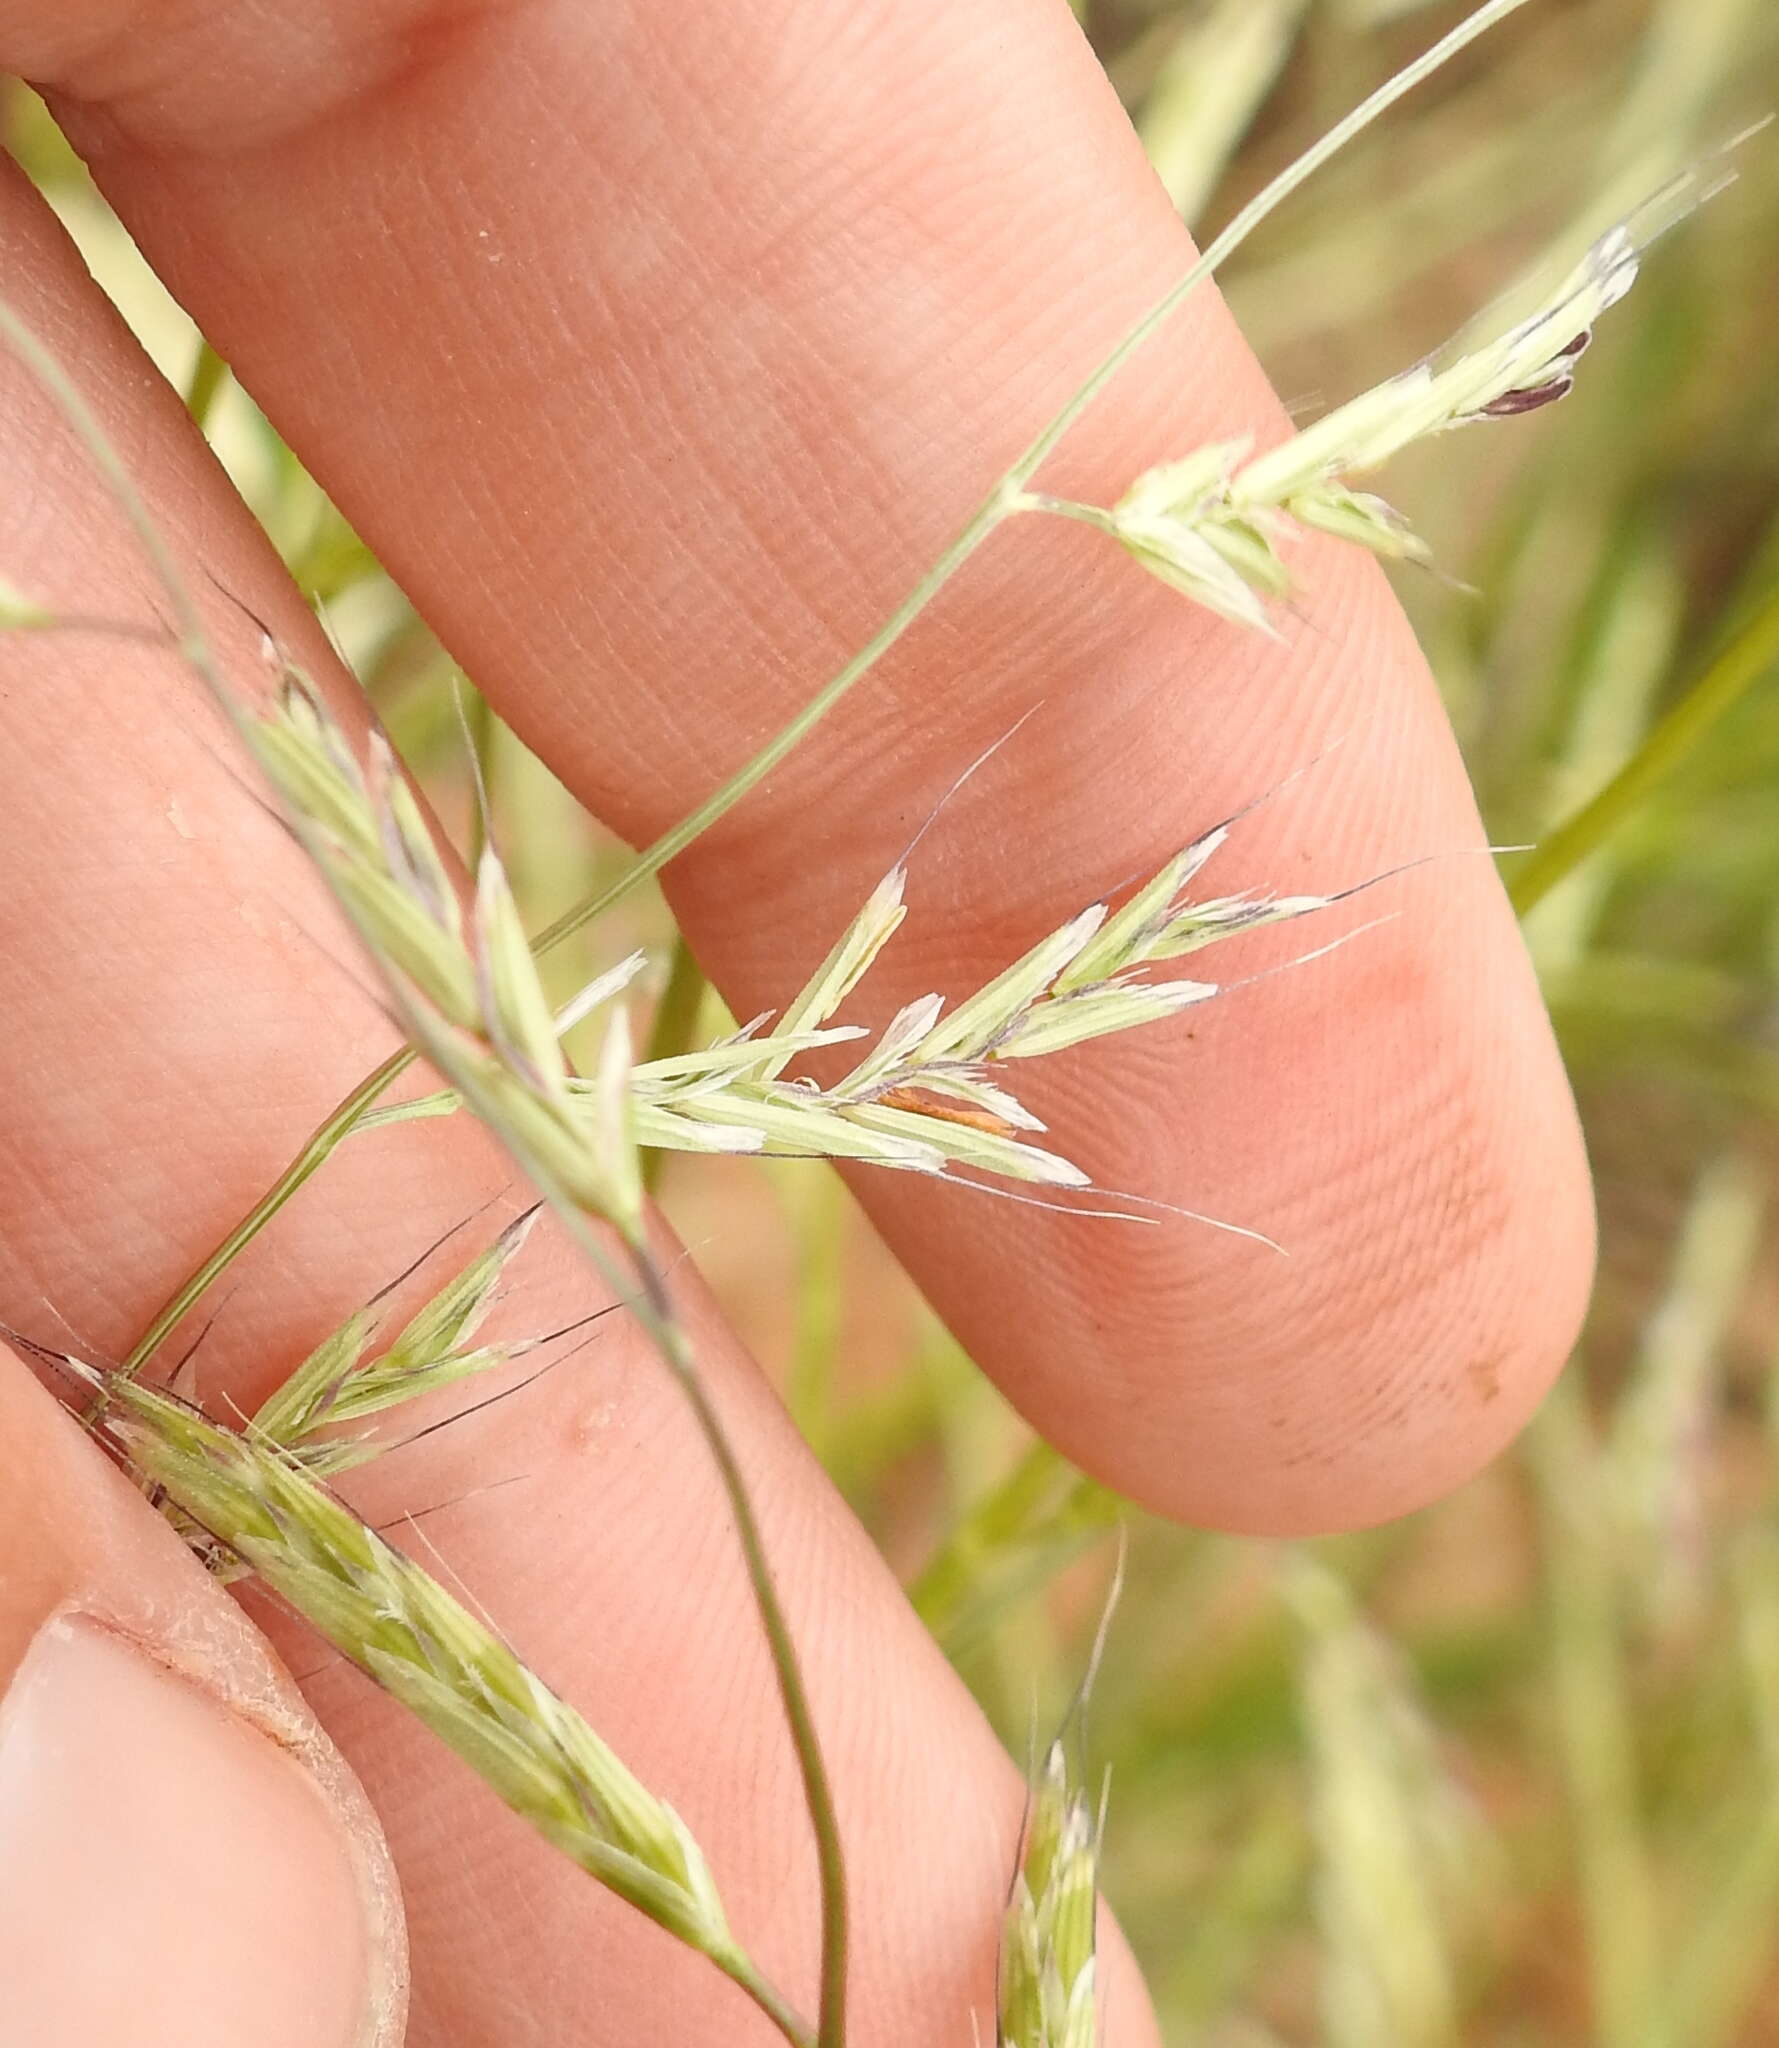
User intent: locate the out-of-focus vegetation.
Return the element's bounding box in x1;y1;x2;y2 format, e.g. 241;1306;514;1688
12;1;1779;2038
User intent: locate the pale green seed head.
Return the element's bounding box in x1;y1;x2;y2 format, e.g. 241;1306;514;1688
103;1373;751;1972
999;1741;1100;2048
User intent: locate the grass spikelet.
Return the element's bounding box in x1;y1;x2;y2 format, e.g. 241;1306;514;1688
474;843;573;1095
999;1740;1100;2048
90;1366;814;2046
357;802;1357;1199
649;811;1355;1182
243;661;647;1234
587;1005;646;1241
1013;199;1687;626
801;815;1355;1146
250;1210;542;1472
761;863;908;1079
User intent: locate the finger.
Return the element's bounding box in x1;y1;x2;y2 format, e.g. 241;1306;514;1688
0;1352;405;2048
0;169;1159;2048
22;0;1594;1530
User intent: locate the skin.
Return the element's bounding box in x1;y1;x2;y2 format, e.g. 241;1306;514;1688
0;1;1595;2041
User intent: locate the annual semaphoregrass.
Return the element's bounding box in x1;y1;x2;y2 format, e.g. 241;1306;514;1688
7;1;1779;2041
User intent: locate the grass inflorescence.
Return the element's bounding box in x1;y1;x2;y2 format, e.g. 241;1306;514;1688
81;1363;816;2047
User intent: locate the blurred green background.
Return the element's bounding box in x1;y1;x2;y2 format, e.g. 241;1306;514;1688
12;1;1779;2040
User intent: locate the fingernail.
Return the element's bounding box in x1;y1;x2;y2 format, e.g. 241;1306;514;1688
0;1615;374;2048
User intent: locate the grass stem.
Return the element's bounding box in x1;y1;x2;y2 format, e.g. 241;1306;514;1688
122;1055;409;1372
659;1316;850;2048
1512;583;1779;914
184;339;229;432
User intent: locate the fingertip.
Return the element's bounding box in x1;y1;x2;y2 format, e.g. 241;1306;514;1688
0;1357;409;2047
975;850;1599;1536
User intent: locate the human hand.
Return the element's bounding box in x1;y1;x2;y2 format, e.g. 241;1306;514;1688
0;3;1594;2042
